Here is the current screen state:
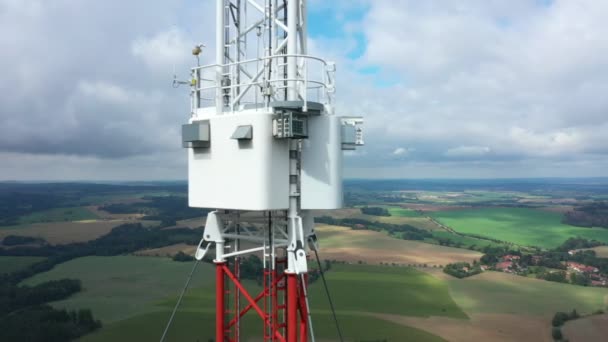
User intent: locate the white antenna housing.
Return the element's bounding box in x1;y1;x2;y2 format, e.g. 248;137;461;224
181;0;363;272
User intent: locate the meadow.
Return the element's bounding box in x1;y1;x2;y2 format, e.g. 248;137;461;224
431;207;608;249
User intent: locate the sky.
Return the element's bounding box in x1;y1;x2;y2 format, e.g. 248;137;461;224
1;0;608;180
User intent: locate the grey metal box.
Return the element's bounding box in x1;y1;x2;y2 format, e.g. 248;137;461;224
341;124;357;145
182;121;210;148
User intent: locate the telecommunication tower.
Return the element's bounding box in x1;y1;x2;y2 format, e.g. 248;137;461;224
180;1;363;341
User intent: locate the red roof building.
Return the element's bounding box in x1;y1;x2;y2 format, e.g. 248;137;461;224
496;261;513;270
503;255;520;261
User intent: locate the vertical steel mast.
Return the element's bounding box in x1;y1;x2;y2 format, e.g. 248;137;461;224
181;1;363;341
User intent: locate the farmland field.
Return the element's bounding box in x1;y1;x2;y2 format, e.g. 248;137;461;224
82;311;446;342
447;271;608;316
22;256;214;323
0;221;127;244
588;246;608;258
563;313;608;342
28;257;453;341
431;207;608;248
317;224;482;266
431;230;508;249
16;206;98;225
0;256;45;274
309;264;467;318
388;206;422;217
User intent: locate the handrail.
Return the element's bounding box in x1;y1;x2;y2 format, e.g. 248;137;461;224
191;54;335;113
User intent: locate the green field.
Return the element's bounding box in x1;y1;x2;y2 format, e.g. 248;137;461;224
430;230;507;249
24;257;457;341
309;264;466;318
82;311;445;342
448;271;608;316
16;206;98;225
387;206;422;217
0;256;45;274
431;207;608;249
22;256;214;323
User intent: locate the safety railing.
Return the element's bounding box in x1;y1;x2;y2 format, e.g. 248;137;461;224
191;54;335;114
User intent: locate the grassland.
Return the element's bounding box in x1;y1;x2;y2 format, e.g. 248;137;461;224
317;224;482;266
22;256;214;323
431;207;608;249
0;256;45;274
16;206;98;225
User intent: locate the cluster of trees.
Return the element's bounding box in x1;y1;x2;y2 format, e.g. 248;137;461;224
0;222;206;341
0;182;190;226
360;207;391;216
0;275;101;341
479;246;519;265
0;224;203;283
476;238;608;286
0;305;101;342
2;235;46;246
443;262;482;278
0;192;68;226
551;310;581;341
315;216;432;241
562;202;608;228
555;237;605;252
100;196;209;227
173;251;195;262
0;279;81;316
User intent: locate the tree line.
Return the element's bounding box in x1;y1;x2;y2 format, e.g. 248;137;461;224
315;216;432;241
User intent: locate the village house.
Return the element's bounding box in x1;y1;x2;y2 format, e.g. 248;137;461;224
502;255;520;262
496;261;513;273
566;262;599;273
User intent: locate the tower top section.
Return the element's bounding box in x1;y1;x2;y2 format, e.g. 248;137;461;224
193;0;335;115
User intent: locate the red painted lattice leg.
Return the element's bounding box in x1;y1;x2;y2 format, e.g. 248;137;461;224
216;262;226;342
287;273;298;342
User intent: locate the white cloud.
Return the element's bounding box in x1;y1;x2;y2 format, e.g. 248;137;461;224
445;146;490;158
131;27;197;72
392;147;413;156
2;0;608;179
